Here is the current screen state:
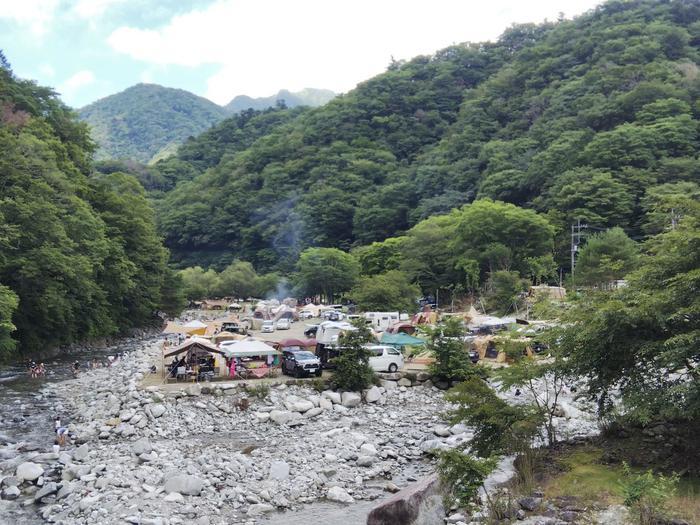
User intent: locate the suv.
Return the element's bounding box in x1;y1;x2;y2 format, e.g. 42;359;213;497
366;345;404;373
276;318;290;330
261;320;275;333
282;350;322;377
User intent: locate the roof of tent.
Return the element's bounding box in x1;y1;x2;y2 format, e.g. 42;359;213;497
380;332;426;346
163;338;224;358
277;338;315;348
162;321;188;335
183;320;208;328
219;339;280;358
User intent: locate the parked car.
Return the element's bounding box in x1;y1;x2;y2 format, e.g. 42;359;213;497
468;349;480;364
304;325;319;338
282;350;322;377
298;310;314;320
366;345;404;373
276;318;290;330
261;320;275;333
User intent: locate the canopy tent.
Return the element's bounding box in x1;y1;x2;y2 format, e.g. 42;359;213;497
211;331;246;344
276;338;316;350
164;338;224;359
219;339;280;359
182;319;208;335
380;332;426;347
184;320;207;328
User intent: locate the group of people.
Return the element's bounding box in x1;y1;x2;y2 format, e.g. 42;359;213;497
27;361;46;378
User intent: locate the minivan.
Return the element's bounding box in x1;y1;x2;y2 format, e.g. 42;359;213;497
365;345;404;373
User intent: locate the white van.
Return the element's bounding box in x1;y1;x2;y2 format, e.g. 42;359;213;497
365;345;404;373
261;320;275;333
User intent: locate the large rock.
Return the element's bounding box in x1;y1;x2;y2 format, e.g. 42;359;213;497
1;486;20;500
341;392;361;407
247;503;274;516
398;378;412;387
73;444;89;461
364;386;382;403
268;461;290;481
327;486;354;504
289;399;314;413
356;455;375;467
164;474;205;496
319;397;333;410
149;403;166;418
131;437;152;456
380;380;398;391
185;384;202;396
34;481;59;502
321;391;342;404
16;462;43;482
269;410;295;425
367;474;444;525
518;496;542;512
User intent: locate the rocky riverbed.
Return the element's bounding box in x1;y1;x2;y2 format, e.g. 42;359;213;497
0;339;459;524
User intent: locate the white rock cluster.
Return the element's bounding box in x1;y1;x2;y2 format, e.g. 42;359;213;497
0;340;459;524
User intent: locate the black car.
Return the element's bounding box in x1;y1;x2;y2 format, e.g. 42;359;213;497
468;349;480;364
282;350;322;377
304;325;319;338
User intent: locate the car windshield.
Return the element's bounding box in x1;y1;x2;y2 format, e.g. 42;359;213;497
295;352;317;360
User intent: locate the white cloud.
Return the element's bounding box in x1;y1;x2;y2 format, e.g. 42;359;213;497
61;70;96;92
107;0;603;104
39;63;55;77
0;0;60;36
71;0;125;20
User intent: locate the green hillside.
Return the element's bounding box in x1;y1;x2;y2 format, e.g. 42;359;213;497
155;0;700;273
78;83;229;163
224;88;336;113
0;56;182;357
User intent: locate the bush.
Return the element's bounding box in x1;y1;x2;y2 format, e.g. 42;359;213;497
331;319;376;391
621;463;679;525
423;317;478;384
310;377;328;392
437;449;496;507
245;383;270;399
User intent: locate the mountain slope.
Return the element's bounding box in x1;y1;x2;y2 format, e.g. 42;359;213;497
79;83;229;163
156;0;700;272
224;88;335;113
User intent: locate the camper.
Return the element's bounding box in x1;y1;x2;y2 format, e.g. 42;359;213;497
315;321;356;367
364;312;400;331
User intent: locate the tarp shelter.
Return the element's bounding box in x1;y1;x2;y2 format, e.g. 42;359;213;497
183;319;208;336
219;339;280;359
387;322;416;335
380;332;426;347
276;338;316;350
162;322;188;335
212;331;245;344
163;338;228;379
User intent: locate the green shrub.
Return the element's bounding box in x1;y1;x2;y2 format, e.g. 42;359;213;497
331;320;376;391
245;383;270;399
621;463;679;525
437;449;496;507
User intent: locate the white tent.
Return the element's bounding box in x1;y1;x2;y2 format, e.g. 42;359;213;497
183;320;207;329
219;338;280;358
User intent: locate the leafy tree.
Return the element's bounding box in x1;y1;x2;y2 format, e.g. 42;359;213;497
294;248;359;303
574;227;639;287
437;451;497;508
179;267;220;300
555;200;700;423
485;271;529;314
353;237;406;276
0;285;18;359
332;319;375;391
349;270;420;312
424;317;478;384
217;260;278;299
445;378;542;457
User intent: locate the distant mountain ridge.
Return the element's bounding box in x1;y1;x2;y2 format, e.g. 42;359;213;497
78;84;335;163
225;88;336;113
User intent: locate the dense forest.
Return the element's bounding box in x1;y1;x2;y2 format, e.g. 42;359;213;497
151;0;699;284
0;55;183;359
78;83;230;163
79;85;336;165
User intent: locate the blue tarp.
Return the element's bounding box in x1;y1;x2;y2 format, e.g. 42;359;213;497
380;332;426;347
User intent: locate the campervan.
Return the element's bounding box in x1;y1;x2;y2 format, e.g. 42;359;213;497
364;312;400;331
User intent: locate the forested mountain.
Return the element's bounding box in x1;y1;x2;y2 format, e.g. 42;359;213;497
225;88;336;113
78;83;229;163
0;56;183;358
155;0;700;274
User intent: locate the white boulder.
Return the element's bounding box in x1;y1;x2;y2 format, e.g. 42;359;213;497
327;486;354;504
16;462;43;482
341;392;361;407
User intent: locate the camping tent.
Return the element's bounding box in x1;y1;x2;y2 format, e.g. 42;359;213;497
183;319;208;336
219;339;280;359
380;332;426;347
162;321;188;335
387;322;416;335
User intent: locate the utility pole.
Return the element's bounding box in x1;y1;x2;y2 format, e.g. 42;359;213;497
570;219;587;287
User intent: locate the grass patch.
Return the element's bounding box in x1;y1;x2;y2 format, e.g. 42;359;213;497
539;445;700;523
542;447;622;505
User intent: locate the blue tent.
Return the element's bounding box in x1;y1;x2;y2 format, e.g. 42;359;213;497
380;332;426;347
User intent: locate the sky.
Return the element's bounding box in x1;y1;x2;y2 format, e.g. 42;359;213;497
0;0;604;108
